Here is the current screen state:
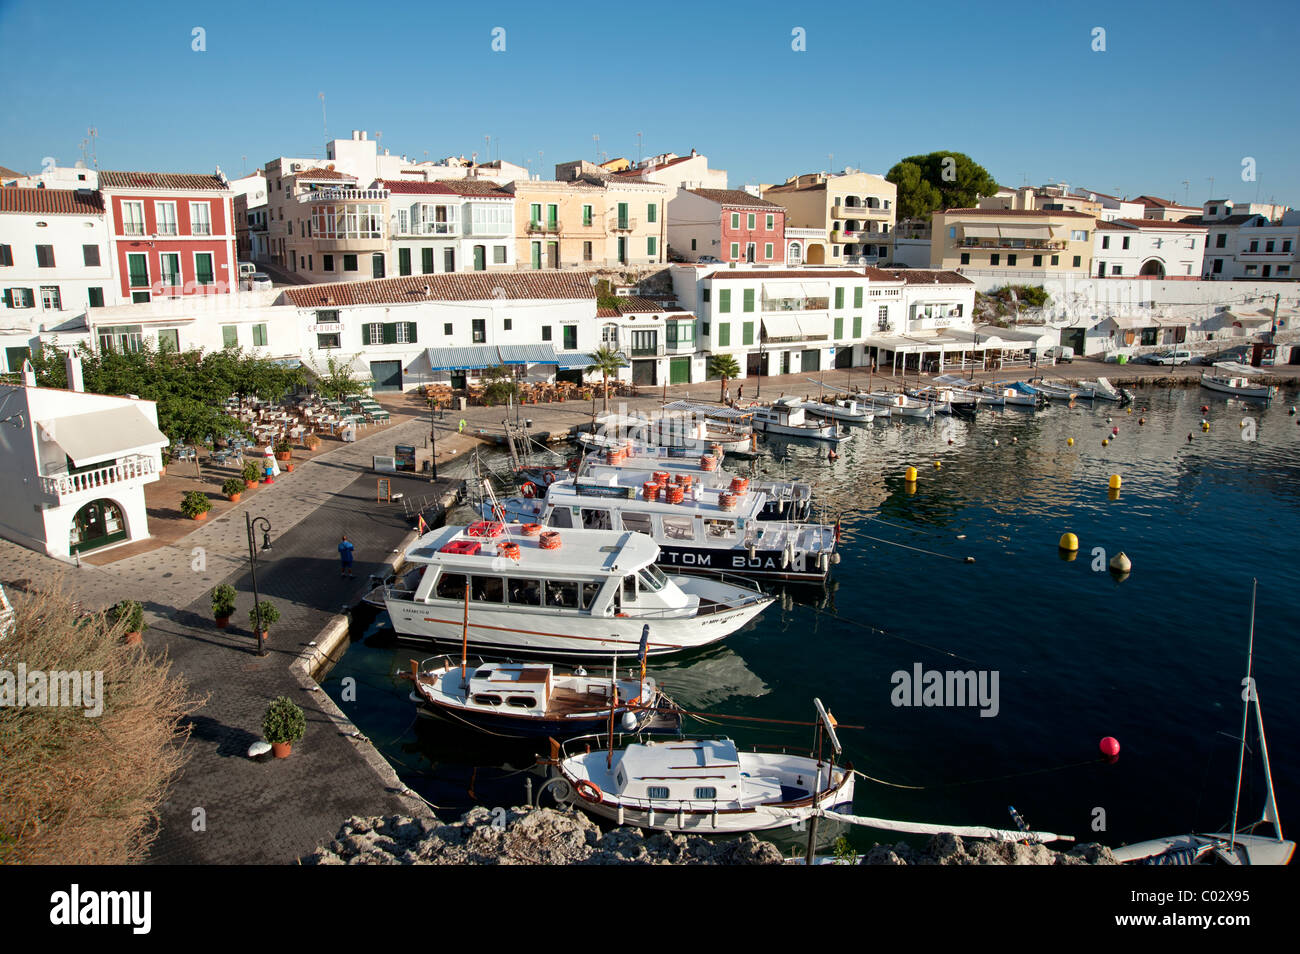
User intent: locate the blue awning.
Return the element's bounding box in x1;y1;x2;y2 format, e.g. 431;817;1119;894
424;345;502;371
498;344;559;365
556;351;598;369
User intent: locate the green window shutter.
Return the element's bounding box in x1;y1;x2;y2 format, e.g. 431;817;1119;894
834;317;843;340
547;205;558;227
647;237;657;256
407;322;418;344
361;323;374;346
835;287;844;309
222;325;238;348
382;322;398;345
647;203;657;223
399;248;411;275
743;289;754;312
742;321;753;346
88;287;104;307
197;254;214;284
853;315;862;337
717;323;730;347
2;290;12;308
719;289;730;312
421;248;434;273
253;324;268;346
853;287;863;307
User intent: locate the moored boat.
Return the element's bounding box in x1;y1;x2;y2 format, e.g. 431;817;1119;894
800;398;875;424
863;391;936;420
1199;362;1278;401
751;396;851;442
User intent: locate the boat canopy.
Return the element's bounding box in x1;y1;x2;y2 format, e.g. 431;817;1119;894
661;400;753;420
1213;362;1271;376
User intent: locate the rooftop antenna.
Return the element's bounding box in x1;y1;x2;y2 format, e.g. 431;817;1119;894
636;131;643;163
87;126;99;168
1207;176;1215;201
593;134;600;163
241;154;247;176
318;92;327;141
1182;179;1190;205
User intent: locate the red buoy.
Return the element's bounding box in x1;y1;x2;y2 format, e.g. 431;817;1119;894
1099;736;1121;758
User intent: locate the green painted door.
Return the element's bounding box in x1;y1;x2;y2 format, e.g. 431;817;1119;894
669;356;690;385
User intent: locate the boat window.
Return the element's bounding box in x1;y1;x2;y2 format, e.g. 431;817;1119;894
662;515;694;541
694;787;717;799
545;580;579;609
471;575;504;603
581;508;612;530
435;572;468;600
622;575;638;602
548;507;573;529
507;578;542;606
616;770;625;786
647;786;670;800
621;512;653;534
704;519;737;539
472;694;503;706
637;565;668;591
580;582;600;609
506;696;538;709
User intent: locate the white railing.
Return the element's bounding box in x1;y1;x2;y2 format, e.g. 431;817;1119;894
40;456;156;498
298;188;391;203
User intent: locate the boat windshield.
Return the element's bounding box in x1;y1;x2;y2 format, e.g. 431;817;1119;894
638;565;668;591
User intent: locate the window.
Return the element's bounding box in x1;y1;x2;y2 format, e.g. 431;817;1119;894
742;321;753;346
503;318;513;332
472;319;486;343
852;315;862;337
40;286;61;310
1248;240;1259;253
0;245;11;266
5;287;33;308
1122;236;1131;250
443;248;455;272
718;289;731;312
397;209;408;235
1051;255;1059;266
766;213;774;230
545;580;580;608
323;254;335;271
529;203;541;227
530;242;541;269
87;287;104;308
1033;254;1043;267
436;572;467;601
730;212;740;229
747;213;756;229
344;254;358;271
507;579;542;606
83;244;100;267
1284;240;1292;253
764;242;773;259
990;253;1000;266
159;253;181;286
647;203;657;223
563;325;577;350
691;239;697;250
582;205;592;226
616;202;629;229
399;248;411;276
127;253;149;288
1007;254;1017;266
583;241;593;262
494;245;507;264
121;201;145;235
1111;265;1122;275
317;333;340;349
195;253;215;285
471;576;504;603
647;236;657;257
1072;256;1081;267
541;325;552;342
444;323;453;336
834;287;844;309
252;323;268;346
1216;233;1226;248
647;786;670;800
98;324;143;353
1102;236;1110;250
421;248;434;274
157;328;179;352
729;242;739;259
1070;230;1088;241
1212;259;1223;274
743;289;754;312
1266;240;1275;253
960;252;970;265
190;202;211;236
155;201;178;235
694;787;717;799
622;512;652;534
35;245;55;268
717;323;730;347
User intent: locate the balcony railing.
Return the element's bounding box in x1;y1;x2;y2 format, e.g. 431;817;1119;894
526;221;562;235
762;297;830;312
40;456;157;499
629;342;665;357
833;204;891;220
401;221;459;236
298;188;391;203
609;217;638;232
832;230;891;243
958;239;1067;251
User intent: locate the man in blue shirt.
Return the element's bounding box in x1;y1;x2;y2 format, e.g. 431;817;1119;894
338;535;355;578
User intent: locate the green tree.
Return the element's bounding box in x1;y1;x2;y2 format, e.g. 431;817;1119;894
708;354;740;403
479;364;517;407
307;350;369;403
585;346;627;411
886;152;999;221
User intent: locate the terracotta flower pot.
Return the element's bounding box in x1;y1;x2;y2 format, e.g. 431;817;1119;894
124;631;142;645
246;480;259;489
271;742;292;758
256;629;270;642
276;452;291;462
284;463;294;473
192;511;208;521
228;492;241;503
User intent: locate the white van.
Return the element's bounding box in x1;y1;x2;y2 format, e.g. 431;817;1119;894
1045;345;1074;363
237;262;256;280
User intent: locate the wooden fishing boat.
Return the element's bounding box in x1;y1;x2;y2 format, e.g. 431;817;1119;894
1199;362;1278;401
751;396;851;442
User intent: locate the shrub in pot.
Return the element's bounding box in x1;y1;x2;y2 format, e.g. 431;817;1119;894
181;490;212;520
262;695;306;758
221;477;245;502
211;584;237;629
249;600;280;640
303;433;321;452
242;461;261;489
275;439;292;462
112;599;146;644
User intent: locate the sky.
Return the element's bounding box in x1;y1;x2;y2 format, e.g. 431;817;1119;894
2;0;1298;208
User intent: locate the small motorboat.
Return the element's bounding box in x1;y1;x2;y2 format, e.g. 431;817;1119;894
1199;363;1278;401
981;384;1038;408
1032;380;1084;401
862;392;936;420
751;396;851;442
1079;376;1133;404
800;398;875;424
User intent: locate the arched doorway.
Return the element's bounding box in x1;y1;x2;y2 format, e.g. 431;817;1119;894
69;499;128;554
806;244;826;265
787;242;802;265
1139;259;1166;278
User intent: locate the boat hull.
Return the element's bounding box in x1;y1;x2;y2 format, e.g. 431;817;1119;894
1200;376;1276;400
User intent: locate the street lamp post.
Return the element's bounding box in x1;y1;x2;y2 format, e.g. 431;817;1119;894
428;395;439;481
245;512;273;657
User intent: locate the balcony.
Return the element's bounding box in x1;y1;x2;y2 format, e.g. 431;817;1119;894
298;188;391;203
958;239;1067;251
526;221;562;235
40;456;157;500
629;342;665;357
762;296;830;312
832;229;892;244
833;204;891;220
609;217;638;232
312;236;386;252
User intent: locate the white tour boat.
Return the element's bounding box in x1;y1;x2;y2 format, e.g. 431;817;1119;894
862;391;936;420
800;398;875;424
751;396;852;441
657;401;756;454
1199;362;1278;401
381;523;772;659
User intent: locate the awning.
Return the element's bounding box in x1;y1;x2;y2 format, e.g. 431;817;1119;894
424;345;501;371
961;225;1002;239
661;400;752;420
761;315;804;340
557;351;597;369
1224;310;1273;327
39;406;169;467
998;225;1052;240
1106;315;1153;329
762;282;806;298
498;344;559;365
1154;314;1195;326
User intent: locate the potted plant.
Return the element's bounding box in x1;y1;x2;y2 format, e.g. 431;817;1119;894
242;460;261;489
181;490;212;520
211;584;237;629
262;695;306;759
249;599;280;641
303;433;321;452
160;450;171;476
112;599;146;645
275;439;293;463
222;477;245;503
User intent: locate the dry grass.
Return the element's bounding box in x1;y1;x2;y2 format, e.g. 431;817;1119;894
0;583;205;864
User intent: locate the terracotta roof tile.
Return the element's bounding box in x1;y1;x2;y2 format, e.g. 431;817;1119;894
703;269;868;281
293;167;356;181
867;268;972;285
282;271;597;308
380;179;457;195
435;179;512;197
0;187;105;215
685;188;782;209
0;165;25;181
1096;218;1207;231
939;208;1095;219
98;170;229;191
1132;195;1199;211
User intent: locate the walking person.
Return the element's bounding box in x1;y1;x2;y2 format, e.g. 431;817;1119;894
338;534;355;578
737;384;744;404
723;383;731;406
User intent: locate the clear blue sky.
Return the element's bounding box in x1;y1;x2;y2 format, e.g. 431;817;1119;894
2;0;1297;207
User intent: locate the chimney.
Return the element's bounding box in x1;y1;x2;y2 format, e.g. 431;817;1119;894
21;359;36;387
64;352;84;392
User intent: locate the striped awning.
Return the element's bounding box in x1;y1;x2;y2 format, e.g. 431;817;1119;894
556;351;597;369
961;225;1002;239
498;344;559;365
424;345;502;371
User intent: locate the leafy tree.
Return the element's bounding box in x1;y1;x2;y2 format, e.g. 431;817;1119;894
585;346;627;411
306;350;369;403
479;364;517;407
708;354;741;402
886;152;999;221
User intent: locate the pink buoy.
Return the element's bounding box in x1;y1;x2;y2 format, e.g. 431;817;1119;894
1111;427;1118;436
1099;736;1121;758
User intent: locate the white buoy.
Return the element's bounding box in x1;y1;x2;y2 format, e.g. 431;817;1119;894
1109;552;1132;574
248;741;272;759
621;712;638;731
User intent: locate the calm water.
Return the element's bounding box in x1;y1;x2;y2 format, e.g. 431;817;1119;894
323;384;1300;851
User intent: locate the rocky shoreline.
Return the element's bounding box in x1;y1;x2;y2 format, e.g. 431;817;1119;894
303;807;1118;865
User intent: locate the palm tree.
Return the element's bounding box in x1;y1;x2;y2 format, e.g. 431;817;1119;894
585;346;627;412
708;354;741;403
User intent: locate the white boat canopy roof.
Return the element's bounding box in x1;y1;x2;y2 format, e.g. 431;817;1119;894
405;524;660;576
661;400;753;420
1213;362;1272;375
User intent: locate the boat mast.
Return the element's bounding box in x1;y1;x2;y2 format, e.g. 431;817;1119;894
460;580;470;684
1229;580;1257;843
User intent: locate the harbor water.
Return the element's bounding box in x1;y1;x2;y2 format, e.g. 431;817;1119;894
322;384;1300;851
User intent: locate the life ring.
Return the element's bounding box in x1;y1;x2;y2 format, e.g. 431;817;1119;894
574;779;602;803
520;481;537;498
520;523;543;536
542;470;558;486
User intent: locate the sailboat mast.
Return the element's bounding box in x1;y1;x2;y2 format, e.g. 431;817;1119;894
1229;580;1257;842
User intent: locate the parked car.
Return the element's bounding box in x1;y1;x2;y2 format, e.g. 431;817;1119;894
237;262;256;280
249;272;273;290
1197;346;1250;366
696;255;722;265
1147;349;1192;366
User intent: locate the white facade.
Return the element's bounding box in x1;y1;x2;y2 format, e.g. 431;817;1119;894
84;289;297;359
1196;202;1299;280
0;379;168;561
1092;220;1206;279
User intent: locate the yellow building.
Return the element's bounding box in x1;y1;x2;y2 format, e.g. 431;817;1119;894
762;170;897;266
508;180;608;269
930;208;1096;274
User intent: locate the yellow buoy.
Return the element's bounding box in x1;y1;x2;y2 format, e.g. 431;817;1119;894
1067;437;1075;446
1102;438;1109;446
1127;407;1133;415
933;461;941;469
1108;474;1122;490
1108;487;1121;502
1109;552;1132;574
1202;422;1210;432
1059;532;1079;552
905;466;918;482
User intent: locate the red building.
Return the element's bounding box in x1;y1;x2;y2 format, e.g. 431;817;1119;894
667;188;786;265
98;171;236;303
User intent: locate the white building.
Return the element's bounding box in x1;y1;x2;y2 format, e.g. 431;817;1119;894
1187;201;1299;280
1072;188;1147;222
383;179;516;275
0;359;168;561
1092;218;1206;279
83;289;297;359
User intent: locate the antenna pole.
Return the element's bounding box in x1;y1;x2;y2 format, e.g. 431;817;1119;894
1229;579;1257;845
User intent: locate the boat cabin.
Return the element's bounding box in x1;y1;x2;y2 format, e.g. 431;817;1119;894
468;664;554;710
612;739;745;804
